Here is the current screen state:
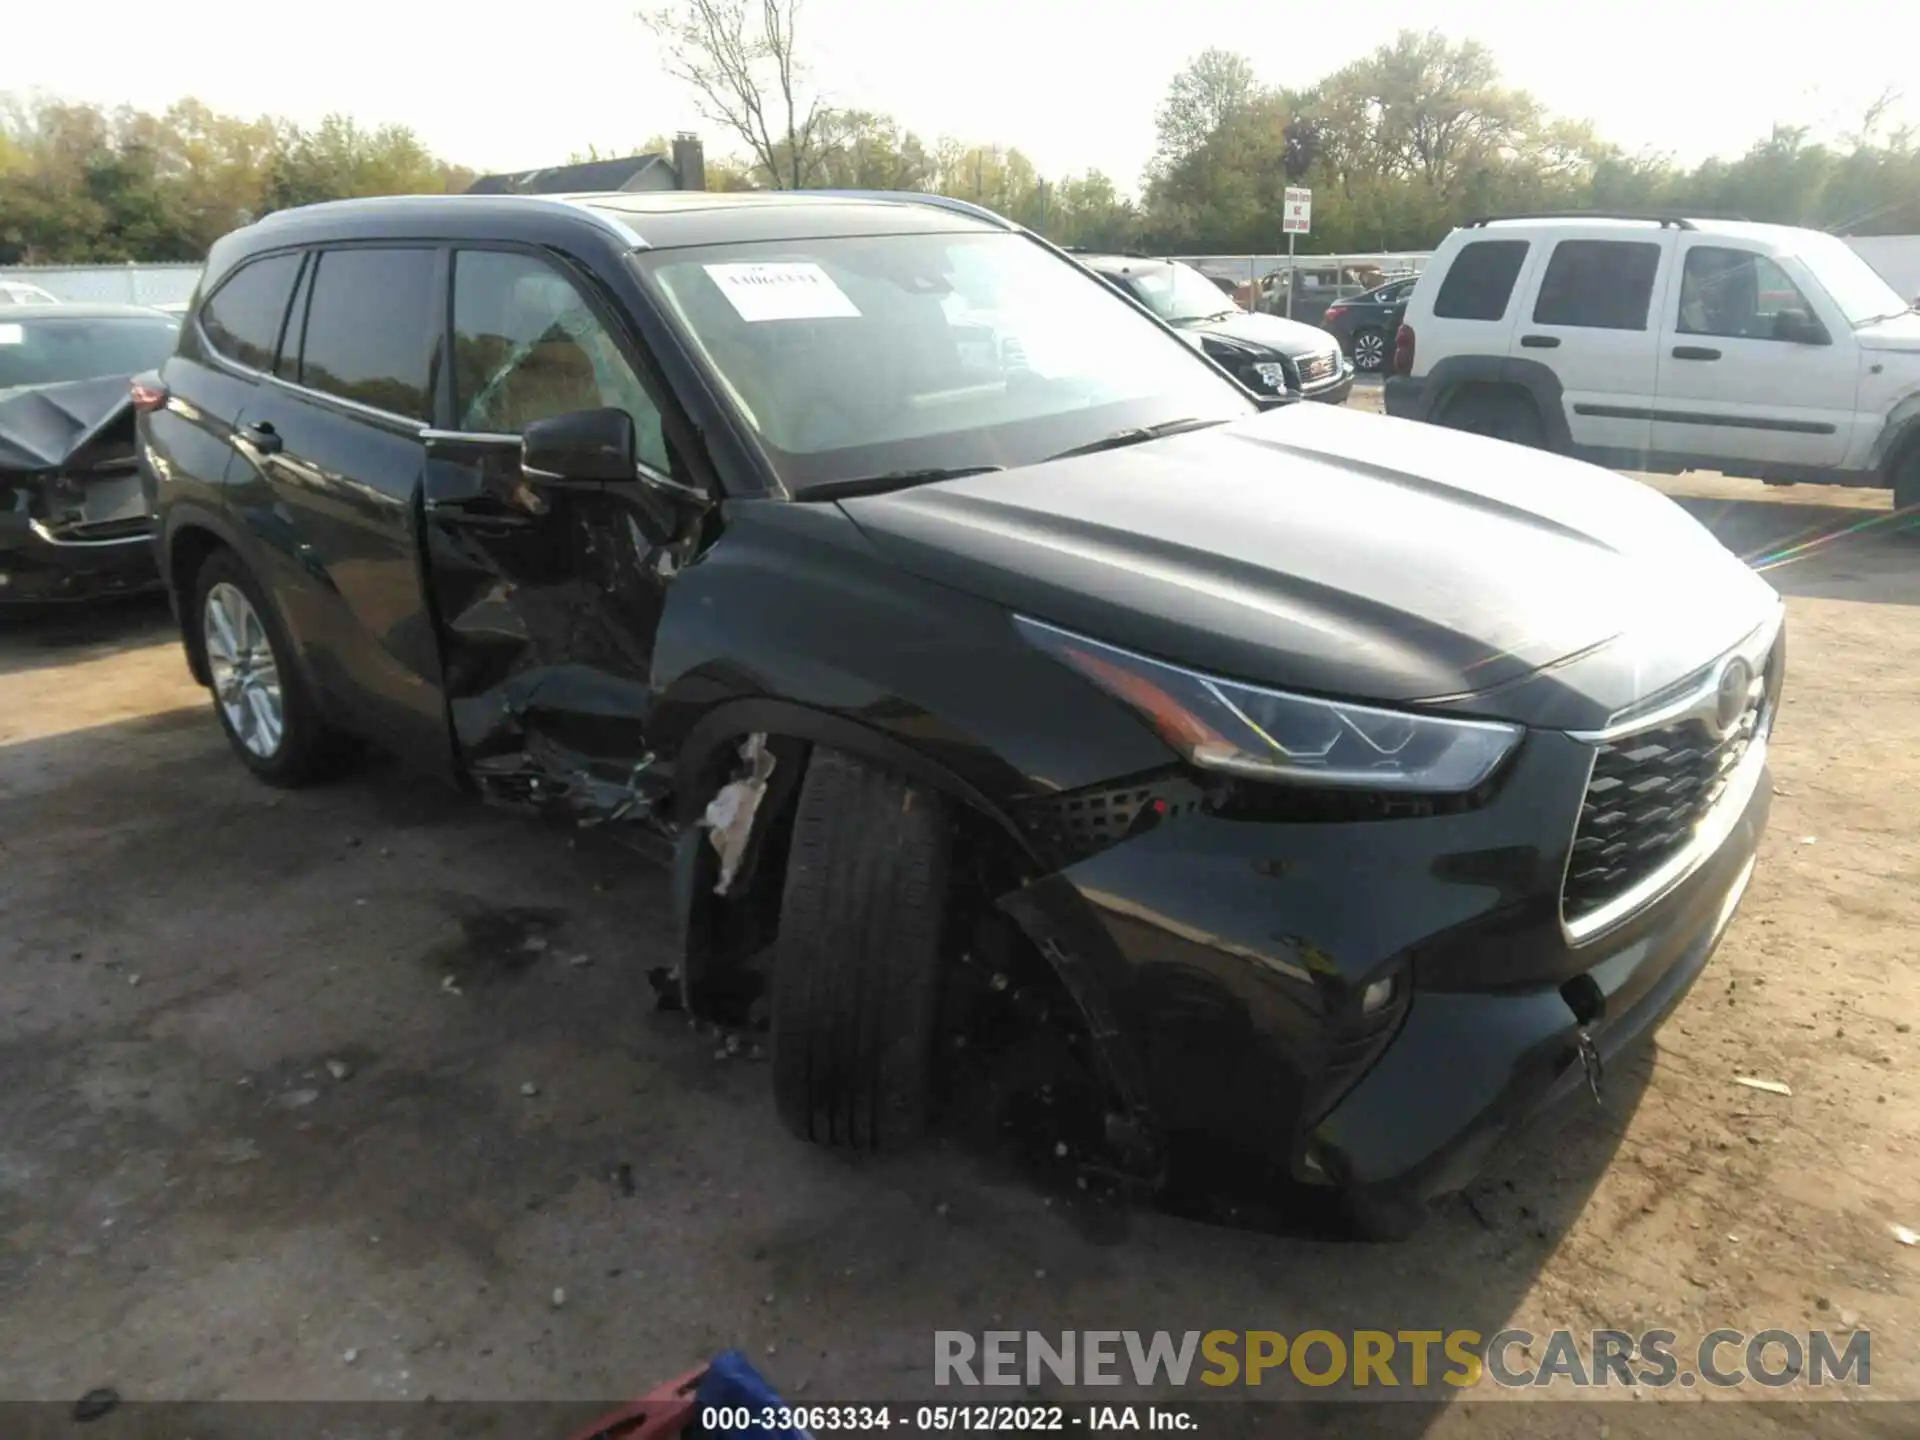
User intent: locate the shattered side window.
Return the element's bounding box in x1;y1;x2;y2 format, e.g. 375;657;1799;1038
451;249;670;475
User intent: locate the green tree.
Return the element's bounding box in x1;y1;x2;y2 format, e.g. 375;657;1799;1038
1150;49;1258;179
263;115;464;213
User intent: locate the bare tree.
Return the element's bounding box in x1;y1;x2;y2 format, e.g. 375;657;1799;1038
1847;85;1910;151
638;0;825;188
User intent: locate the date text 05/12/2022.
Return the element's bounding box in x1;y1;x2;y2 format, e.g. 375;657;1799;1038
697;1406;1194;1431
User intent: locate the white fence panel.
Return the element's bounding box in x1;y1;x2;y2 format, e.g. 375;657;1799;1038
0;263;203;307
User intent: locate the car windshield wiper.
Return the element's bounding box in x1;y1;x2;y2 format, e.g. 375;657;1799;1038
798;465;1007;502
1044;417;1227;463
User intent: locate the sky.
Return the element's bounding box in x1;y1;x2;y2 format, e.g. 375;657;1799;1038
3;0;1912;192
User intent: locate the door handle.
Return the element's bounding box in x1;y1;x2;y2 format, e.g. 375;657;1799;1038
1519;334;1560;348
1671;345;1721;361
240;420;283;454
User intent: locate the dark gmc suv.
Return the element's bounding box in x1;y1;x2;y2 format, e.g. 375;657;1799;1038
137;189;1782;1235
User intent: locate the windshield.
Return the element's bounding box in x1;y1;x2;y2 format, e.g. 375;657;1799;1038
1116;260;1242;324
639;232;1254;492
1791;232;1912;325
0;284;62;307
0;315;179;389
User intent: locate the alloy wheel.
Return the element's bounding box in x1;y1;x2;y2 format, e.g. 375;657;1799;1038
1353;330;1387;372
203;581;284;758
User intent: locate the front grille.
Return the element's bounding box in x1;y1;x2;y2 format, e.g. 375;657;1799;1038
1562;645;1776;927
1298;351;1339;384
1011;770;1204;867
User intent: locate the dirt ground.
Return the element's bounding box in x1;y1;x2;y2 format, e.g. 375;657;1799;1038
2;390;1916;1433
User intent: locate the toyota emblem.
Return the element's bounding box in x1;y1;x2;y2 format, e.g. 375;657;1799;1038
1714;657;1754;734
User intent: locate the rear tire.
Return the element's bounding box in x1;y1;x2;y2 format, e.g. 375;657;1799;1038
1350;328;1389;373
192;550;343;787
1894;449;1920;529
1440;388;1547;449
770;747;950;1151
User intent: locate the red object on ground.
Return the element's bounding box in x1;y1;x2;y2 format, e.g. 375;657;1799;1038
567;1365;707;1440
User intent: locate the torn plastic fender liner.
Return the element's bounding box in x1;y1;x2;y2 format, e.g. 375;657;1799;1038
663;703;1157;1156
701;733;776;895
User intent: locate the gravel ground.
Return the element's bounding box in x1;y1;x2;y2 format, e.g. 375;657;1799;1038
1;398;1915;1432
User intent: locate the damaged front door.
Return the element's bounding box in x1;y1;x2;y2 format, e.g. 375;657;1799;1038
420;245;705;832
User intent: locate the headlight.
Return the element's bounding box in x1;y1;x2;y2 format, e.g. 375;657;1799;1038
1251;361;1289;391
1016;617;1522;793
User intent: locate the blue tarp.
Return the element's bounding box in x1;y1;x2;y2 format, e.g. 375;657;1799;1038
694;1349;809;1440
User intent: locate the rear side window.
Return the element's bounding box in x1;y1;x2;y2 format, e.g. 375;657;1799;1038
199;253;300;370
298;247;436;419
1532;241;1662;329
1432;240;1530;321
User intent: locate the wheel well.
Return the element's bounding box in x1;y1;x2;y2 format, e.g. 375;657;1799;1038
168;525;229;686
675;726;1039;1017
1440;380;1533;418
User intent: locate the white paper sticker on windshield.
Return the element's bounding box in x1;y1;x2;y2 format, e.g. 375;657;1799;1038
705;263;860;322
0;323;22;346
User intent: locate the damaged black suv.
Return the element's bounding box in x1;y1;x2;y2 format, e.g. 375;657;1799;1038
138;190;1783;1235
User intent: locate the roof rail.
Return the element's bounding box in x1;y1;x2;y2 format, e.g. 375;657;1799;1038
1459;211;1749;231
796;190;1015;228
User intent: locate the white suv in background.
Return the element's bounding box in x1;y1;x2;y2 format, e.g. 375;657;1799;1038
1384;213;1920;514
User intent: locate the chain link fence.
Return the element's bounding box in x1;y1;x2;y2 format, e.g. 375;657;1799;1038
0;262;203;308
1168;253;1433;326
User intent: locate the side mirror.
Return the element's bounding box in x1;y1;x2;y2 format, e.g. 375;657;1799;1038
521;407;636;484
1772;308;1829;345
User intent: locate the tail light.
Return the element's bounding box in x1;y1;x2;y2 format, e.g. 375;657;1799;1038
130;373;169;413
1391;325;1416;376
1323;304;1348;324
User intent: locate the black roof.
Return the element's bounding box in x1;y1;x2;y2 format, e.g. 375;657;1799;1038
222;190;1005;265
0;303;177;321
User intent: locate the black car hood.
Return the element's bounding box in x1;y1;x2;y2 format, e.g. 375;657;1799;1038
835;403;1778;716
0;376;136;476
1175;309;1333;359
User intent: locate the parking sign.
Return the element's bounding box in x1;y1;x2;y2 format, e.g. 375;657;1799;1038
1284;187;1312;234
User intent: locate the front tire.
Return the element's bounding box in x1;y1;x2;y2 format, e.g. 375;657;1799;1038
770;747;950;1151
1351;328;1388;373
193;550;341;787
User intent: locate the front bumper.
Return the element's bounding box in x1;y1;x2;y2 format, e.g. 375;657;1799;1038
0;511;159;602
1313;768;1766;1206
1000;717;1772;1204
1300;360;1354;406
